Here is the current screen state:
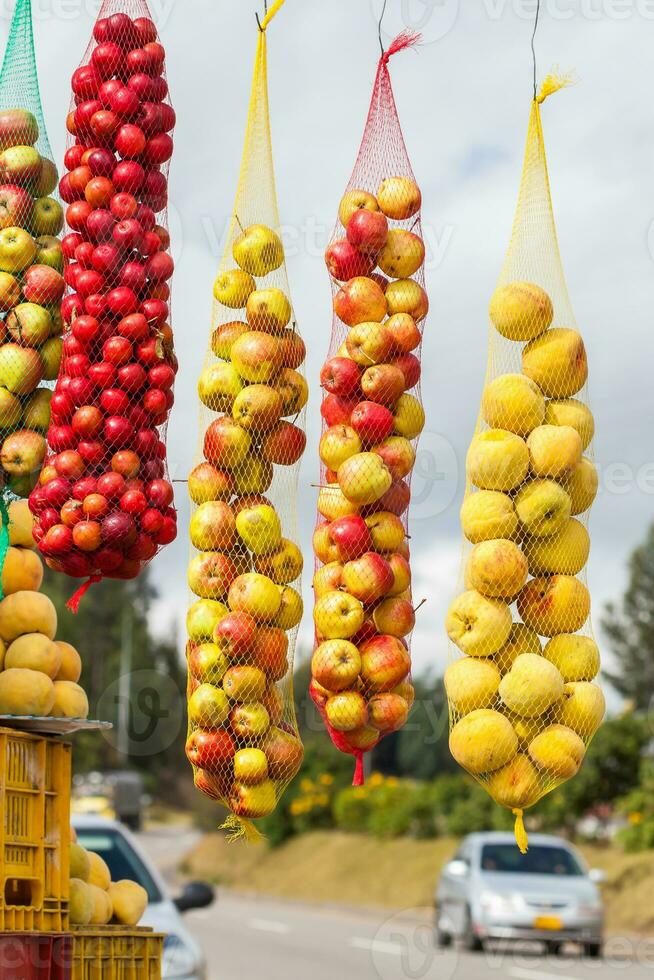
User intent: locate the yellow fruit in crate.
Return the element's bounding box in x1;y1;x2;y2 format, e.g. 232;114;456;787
0;639;5;670
0;667;54;715
213;269;255;308
88;883;113;925
494;624;541;674
450;709;518;774
460;491;518;543
466;539;528;599
499;653;564;718
481;374;545;436
0;590;57;642
87;851;111;891
466;430;529;492
489;281;553;340
5;632;61;678
542;634;600;682
50;681;89;719
522;328;588;398
527;424;582;479
1;547;43;595
233;224;284;277
444;658;500;715
446;590;512;657
8;499;36;547
517;576;590;637
514;479;571;538
562;457;598;516
487;754;541;809
554;682;605;738
524;519;590;576
69;878;94;926
108;880;148;926
545;398;595;450
54;641;82;682
529;724;586;778
70;843;91;881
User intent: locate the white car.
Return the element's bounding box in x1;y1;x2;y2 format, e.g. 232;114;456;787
72;815;214;980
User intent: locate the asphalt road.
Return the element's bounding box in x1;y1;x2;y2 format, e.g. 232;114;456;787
137;826;654;980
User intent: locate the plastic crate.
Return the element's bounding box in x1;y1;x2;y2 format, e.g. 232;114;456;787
0;932;72;979
0;726;72;931
72;927;164;979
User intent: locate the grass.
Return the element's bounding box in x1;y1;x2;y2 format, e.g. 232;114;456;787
181;830;654;934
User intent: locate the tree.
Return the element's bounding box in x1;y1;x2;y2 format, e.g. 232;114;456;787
602;522;654;709
42;566;188;801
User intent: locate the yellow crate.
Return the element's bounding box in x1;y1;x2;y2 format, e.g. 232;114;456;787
72;926;164;980
0;727;71;931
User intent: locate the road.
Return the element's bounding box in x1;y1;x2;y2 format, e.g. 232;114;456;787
137;826;654;980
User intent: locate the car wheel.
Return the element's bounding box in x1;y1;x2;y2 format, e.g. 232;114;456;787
433;907;452;948
584;942;602;959
462;908;483;952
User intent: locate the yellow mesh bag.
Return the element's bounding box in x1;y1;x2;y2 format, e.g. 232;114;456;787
445;78;605;854
185;1;305;842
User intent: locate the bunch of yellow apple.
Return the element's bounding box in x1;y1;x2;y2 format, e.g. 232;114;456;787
310;176;427;758
445;280;604;813
186;222;305;819
69;833;147;927
0;499;88;719
0;109;65;497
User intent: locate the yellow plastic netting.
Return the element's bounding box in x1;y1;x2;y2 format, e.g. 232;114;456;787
445;79;605;853
186;4;305;841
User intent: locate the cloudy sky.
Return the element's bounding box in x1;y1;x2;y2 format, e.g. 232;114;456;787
3;0;652;705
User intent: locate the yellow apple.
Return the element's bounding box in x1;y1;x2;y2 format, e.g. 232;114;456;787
338;452;393;506
254;538;303;584
529;724;586;778
364;511;406;552
489;281;553;341
545;398;594;450
314;590;364;639
554;682;605;738
466;429;529;492
446;589;512;657
487;754;541;809
561;457;598;515
542;633;600;681
197;361;243;412
378;229;425;278
445;657;500;716
494;623;542;674
527;424;582;479
449;709;518;774
499;652;564;718
325;690;368;732
246;288;292;333
376;177;421;220
466;538;528;599
393;393;425;439
275;585;303;630
523;518;590;575
317;484;359;521
514;479;571;537
235;504;282;556
522;327;588;398
213;268;255;308
228;572;281;622
319;425;362;471
481;374;545;436
517;575;591;637
338;189;379;227
233;224;284;277
385;278;428;321
460;490;518;543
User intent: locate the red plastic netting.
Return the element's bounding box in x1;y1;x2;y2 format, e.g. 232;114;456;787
28;1;177;606
311;33;426;785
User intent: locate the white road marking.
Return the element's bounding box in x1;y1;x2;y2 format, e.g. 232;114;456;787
350;937;403;956
248;918;290;935
509;968;581;980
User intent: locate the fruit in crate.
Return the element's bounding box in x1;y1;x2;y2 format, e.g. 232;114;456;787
31;14;178;583
68;837;147;926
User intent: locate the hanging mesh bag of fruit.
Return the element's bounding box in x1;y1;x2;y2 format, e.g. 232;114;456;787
28;0;177;607
0;0;66;597
445;76;605;853
185;1;305;842
310;32;427;787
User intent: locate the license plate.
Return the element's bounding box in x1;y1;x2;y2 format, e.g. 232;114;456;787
533;915;563;931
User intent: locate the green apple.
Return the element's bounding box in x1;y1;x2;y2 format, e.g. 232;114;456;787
198;361;243;412
0;226;37;273
235;504;282;556
0;344;43;394
21;387;52;433
35;158;58;197
31;197;64;237
233;224;284;277
0;386;21;428
188;683;230;728
40;338;62;381
35;235;64;272
6;302;52;346
187;599;229;641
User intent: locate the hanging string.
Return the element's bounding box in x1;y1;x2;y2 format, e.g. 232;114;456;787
531;0;541;101
378;0;388;57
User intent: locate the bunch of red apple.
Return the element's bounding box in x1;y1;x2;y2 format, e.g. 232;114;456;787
185;222;307;819
0;108;66;496
28;12;177;582
311;176;428;763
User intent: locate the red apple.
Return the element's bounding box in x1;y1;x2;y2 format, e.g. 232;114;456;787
350;400;394;443
325;239;374;281
186;729;235;776
346;209;388;254
320;356;361;397
328;514;373;562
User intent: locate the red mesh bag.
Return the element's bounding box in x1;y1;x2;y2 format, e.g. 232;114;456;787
28;0;177;607
311;33;426;785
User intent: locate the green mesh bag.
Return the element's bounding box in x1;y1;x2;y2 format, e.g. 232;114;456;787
0;0;65;594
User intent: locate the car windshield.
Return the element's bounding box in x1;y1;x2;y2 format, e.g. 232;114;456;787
480;844;584;876
75;829;163;902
